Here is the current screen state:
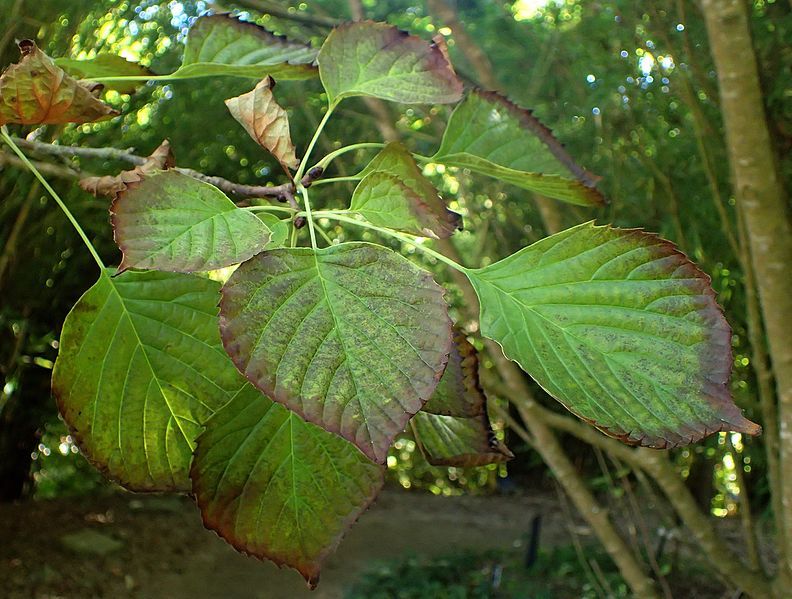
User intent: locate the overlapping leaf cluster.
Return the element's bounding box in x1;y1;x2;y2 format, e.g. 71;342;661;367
0;14;759;587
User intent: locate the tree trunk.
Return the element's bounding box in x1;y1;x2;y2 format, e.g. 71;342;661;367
700;0;792;582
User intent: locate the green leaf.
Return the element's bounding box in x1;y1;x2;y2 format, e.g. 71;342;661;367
191;384;383;587
55;54;153;94
225;76;300;172
318;21;463;106
52;270;245;491
352;142;460;238
175;14;317;81
219;243;453;463
0;40;118;125
433;90;604;207
256;212;290;249
466;222;761;447
111;170;271;273
413;330;512;467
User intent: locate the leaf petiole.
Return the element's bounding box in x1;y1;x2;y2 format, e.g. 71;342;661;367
243;205;297;215
1;128;106;271
311;210;467;273
312;142;385;171
309;176;362;187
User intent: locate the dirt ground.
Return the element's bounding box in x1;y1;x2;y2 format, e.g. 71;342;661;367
0;487;576;599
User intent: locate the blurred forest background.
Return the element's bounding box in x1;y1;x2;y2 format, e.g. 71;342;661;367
0;0;789;597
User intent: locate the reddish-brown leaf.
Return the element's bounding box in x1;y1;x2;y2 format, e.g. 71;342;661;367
224;76;299;173
414;329;513;467
0;40;118;126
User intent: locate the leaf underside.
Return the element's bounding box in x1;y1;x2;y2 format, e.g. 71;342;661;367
0;41;117;125
225;76;300;172
317;21;463;106
219;242;453;463
467;221;761;447
52;270;244;491
111;170;271;273
354;142;461;238
414;330;513;466
177;14;317;81
255;212;290;250
433;90;604;207
55;54;154;94
191;384;383;588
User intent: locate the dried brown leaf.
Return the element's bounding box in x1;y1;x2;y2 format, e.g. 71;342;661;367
0;40;118;126
79;140;174;197
224;76;299;173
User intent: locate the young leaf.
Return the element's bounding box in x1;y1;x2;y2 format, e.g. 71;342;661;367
219;243;453;463
413;330;513;467
256;212;290;249
80;139;175;198
175;14;317;81
317;21;463;106
55;54;153;94
466;222;761;447
433;90;604;207
111;170;271;273
191;384;383;588
52;270;245;491
225;76;299;172
0;40;118;125
352;142;460;238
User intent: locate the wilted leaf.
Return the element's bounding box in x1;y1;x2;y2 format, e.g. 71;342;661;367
466;222;761;447
413;330;512;467
55;54;153;94
0;40;118;125
353;142;460;238
191;384;383;587
433;90;604;207
111;170;271;273
219;243;453;463
225;77;299;172
80;139;174;197
52;270;245;491
318;21;463;106
175;14;317;80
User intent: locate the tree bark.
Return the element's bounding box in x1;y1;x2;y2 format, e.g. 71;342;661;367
700;0;792;581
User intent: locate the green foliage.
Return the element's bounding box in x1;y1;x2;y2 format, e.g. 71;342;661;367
345;546;631;599
112;170;271;273
432;90;604;207
51;269;245;491
191;384;383;587
467;222;761;447
317;21;463;106
0;7;760;588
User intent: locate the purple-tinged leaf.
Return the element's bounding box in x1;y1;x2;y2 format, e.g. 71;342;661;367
191;384;383;588
413;330;513;467
318;21;463;106
353;142;460;238
219;243;453;463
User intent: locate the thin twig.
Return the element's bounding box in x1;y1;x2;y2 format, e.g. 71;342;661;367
3;137;294;202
